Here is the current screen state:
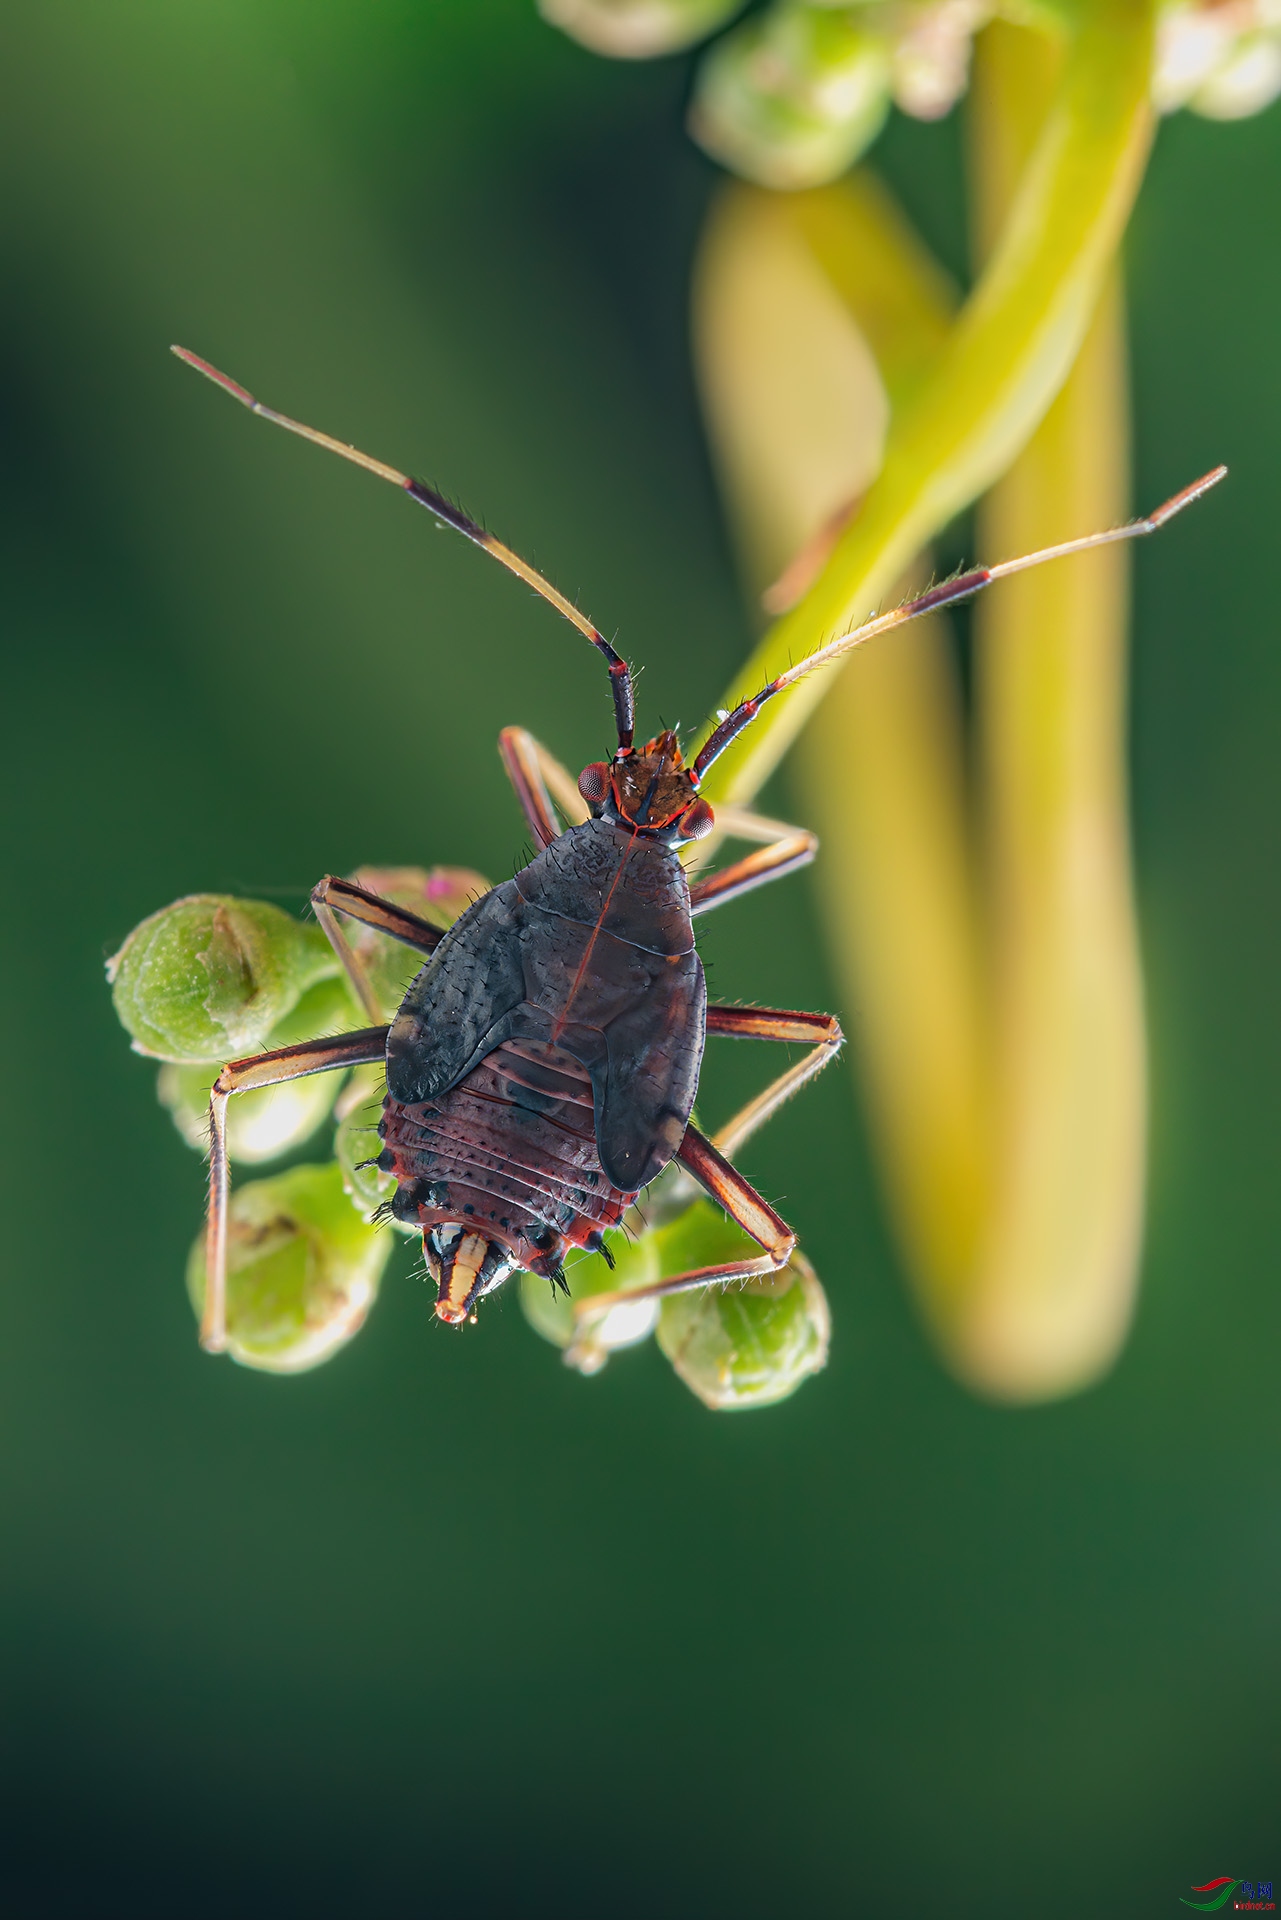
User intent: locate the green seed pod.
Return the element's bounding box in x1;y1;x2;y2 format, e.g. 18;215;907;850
653;1201;830;1409
520;1226;661;1374
185;1161;392;1374
108;894;335;1064
346;865;490;1019
156;976;360;1163
538;0;746;59
333;1059;417;1229
689;4;892;190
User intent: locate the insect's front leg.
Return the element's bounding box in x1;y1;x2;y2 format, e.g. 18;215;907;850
204;1027;389;1354
310;876;444;1023
688;805;817;916
497;726;590;848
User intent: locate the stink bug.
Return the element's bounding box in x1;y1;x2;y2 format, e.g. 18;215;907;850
171;346;1224;1354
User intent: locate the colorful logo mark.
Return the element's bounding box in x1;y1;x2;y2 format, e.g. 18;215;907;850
1181;1881;1275;1912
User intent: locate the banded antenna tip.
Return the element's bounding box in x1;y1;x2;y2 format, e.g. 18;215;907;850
171;345;257;410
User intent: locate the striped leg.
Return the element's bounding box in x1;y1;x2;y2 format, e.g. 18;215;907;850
204;1027;389;1354
497;726;590;849
688;806;817;916
704;1003;843;1159
571;1003;840;1321
574;1123;794;1321
310;875;444;1023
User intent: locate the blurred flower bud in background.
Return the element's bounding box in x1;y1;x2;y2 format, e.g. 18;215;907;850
1155;0;1281;119
108;895;336;1064
186;1161;392;1374
689;6;892;189
544;0;1281;207
878;1;992;119
538;0;745;58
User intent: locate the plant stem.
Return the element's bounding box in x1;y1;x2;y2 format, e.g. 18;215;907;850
956;26;1144;1397
694;0;1155;810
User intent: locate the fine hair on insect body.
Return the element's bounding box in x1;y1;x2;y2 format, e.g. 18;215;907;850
170;344;1225;1356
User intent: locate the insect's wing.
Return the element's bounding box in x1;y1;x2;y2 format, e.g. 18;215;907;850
386;882;526;1104
594;953;706;1193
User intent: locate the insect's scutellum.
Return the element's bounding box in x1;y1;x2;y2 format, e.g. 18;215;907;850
171;348;1222;1353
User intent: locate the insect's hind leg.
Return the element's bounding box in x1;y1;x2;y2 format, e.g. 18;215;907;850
498;726;590;849
571;1005;840;1325
688;805;817;916
573;1123;794;1322
703;1003;843;1159
311;875;445;1023
204;1026;389;1355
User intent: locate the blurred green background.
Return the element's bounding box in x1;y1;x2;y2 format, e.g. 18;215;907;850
0;3;1277;1913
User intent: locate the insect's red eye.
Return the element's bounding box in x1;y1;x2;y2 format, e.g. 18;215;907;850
677;798;715;841
577;762;610;806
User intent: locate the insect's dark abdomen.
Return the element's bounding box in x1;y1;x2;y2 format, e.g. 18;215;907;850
386;819;704;1193
379;1039;633;1276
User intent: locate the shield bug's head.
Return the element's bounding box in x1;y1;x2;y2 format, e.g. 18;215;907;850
578;731;715;846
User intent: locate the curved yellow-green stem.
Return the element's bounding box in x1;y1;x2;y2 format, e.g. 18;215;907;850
694;0;1155;808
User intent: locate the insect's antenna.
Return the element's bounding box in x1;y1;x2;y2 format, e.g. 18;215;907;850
171;347;636;753
692;466;1228;781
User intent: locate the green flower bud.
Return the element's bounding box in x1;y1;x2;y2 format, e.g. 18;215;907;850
520;1226;661;1373
653;1201;830;1409
156;976;360;1163
333;1059;418;1229
185;1161;392;1373
109;894;335;1064
538;0;745;59
346;865;490;1019
689;5;892;190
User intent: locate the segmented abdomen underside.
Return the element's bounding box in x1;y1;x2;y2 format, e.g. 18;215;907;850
378;1037;636;1276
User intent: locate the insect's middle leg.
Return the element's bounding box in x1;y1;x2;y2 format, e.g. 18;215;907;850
204;1026;389;1355
688;805;817;916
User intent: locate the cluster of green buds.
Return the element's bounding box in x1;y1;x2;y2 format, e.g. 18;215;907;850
541;0;1281;190
108;869;829;1406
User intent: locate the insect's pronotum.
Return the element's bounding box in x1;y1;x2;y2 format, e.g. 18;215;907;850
172;345;1224;1354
